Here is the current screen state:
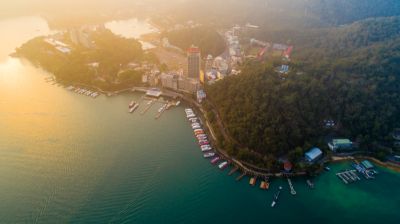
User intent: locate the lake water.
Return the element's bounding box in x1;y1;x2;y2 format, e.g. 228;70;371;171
0;16;399;224
105;18;157;50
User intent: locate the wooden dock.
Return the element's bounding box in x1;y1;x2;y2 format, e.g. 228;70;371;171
236;172;246;181
155;103;167;119
228;167;239;176
287;178;297;195
140;100;154;115
336;169;360;184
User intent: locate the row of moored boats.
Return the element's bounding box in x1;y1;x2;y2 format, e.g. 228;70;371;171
66;86;99;98
185;108;228;170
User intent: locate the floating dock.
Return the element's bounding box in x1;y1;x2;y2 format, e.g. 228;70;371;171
287;178;296;195
336;169;360;184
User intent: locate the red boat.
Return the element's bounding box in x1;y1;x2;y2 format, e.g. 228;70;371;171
211;157;220;164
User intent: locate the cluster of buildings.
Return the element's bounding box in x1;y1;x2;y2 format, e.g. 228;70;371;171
302;138;354;164
43;25;104;57
160;72;200;94
225;29;243;67
44;38;72;54
150;45;206;103
203;26;245;84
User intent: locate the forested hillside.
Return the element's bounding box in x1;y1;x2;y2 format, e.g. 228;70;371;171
205;16;400;161
164;26;225;56
171;0;400;29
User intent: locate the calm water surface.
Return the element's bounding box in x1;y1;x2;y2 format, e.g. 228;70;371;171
0;16;399;224
105;18;157;50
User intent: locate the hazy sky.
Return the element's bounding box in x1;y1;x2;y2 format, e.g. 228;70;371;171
0;0;186;18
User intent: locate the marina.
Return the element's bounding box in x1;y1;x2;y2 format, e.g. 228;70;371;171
64;85;100;98
336;160;378;184
336;170;361;184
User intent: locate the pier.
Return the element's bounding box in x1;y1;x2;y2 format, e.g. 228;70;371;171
287;178;297;195
155;103;168;119
140;99;155;115
236;172;247;181
228;166;239;176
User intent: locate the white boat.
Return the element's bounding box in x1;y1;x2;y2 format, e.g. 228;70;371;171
130;103;139;113
203;152;215;158
201;147;212;152
218;161;228;169
176;101;181;106
129;101;135;108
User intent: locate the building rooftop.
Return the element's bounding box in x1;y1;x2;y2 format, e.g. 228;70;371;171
361;160;374;169
187;45;200;54
332;139;352;145
283;161;293;172
305;147;323;161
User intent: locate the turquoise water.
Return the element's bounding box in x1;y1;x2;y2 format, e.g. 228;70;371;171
0;16;399;224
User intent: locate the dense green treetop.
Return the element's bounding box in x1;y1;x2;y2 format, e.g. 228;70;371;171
206;16;400;160
163;26;225;57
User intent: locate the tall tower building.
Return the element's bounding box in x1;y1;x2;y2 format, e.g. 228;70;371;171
187;45;201;79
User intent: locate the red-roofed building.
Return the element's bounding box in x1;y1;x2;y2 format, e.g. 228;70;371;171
283;161;293;172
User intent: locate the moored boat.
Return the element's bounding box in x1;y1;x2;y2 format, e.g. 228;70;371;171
260;178;270;190
203;152;215;158
249;177;257;186
218;161;228;169
211;157;220;164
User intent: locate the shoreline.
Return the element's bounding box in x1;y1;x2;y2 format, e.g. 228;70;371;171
332;155;400;172
48;78;400;177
